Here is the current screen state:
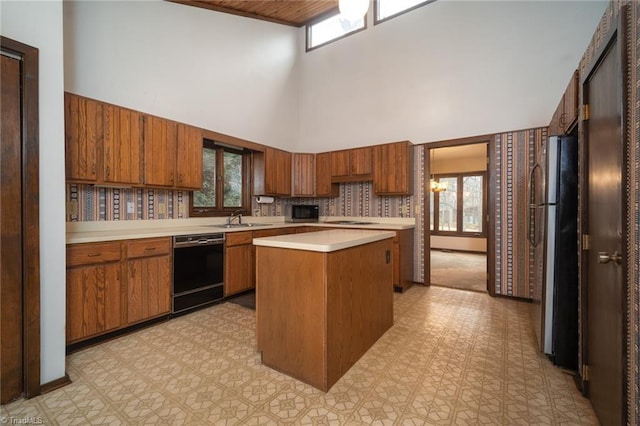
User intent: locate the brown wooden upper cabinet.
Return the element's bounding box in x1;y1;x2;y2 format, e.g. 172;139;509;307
143;117;203;190
176;123;203;190
549;70;579;135
65;92;202;190
66;93;143;186
373;141;414;195
254;147;292;196
292;153;315;197
330;147;373;182
315;152;340;197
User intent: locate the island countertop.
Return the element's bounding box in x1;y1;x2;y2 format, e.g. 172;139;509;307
253;229;395;253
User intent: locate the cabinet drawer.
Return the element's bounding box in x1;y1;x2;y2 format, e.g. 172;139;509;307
67;241;122;267
226;231;253;247
127;237;171;258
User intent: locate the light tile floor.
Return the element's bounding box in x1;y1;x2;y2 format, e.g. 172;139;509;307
1;286;598;425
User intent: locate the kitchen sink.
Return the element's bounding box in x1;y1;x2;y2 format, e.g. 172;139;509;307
210;223;272;229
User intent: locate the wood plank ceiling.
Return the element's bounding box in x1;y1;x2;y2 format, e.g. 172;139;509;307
169;0;340;27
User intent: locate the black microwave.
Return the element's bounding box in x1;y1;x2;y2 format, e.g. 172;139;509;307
285;204;319;223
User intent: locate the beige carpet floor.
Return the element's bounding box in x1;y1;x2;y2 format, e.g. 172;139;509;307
430;250;487;293
1;286;596;425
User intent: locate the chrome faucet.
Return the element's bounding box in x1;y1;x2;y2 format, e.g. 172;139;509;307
227;213;242;225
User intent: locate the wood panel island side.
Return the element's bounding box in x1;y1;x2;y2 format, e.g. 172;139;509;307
254;229;395;392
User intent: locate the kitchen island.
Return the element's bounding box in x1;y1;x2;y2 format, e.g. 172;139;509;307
254;229;395;391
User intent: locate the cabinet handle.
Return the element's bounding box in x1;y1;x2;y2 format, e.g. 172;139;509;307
170;172;174;184
105;166;110;177
87;253;101;257
130;266;136;278
144;247;156;251
92;164;96;174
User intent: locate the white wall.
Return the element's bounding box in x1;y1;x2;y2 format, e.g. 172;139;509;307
1;0;67;384
63;0;300;151
298;0;607;152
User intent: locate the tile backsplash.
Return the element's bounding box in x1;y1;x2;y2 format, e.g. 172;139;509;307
66;181;415;222
66;184;188;221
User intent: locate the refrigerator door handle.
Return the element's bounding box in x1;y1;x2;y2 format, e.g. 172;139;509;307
528;163;542;247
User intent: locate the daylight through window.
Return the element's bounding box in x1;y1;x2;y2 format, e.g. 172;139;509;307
191;141;248;216
431;172;486;236
307;12;365;50
375;0;435;23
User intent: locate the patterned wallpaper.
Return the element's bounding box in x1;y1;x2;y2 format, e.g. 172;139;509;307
66;185;188;221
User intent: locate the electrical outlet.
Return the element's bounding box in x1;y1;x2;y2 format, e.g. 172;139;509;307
414;205;421;214
127;201;135;214
253;209;260;217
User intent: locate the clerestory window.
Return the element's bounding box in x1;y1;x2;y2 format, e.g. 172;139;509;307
375;0;436;24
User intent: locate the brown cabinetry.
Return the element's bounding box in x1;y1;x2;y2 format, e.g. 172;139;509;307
373;141;414;195
549;70;579;135
65;93;101;183
330;147;373;182
176;123;203;190
66;241;124;343
126;238;172;324
315;152;339;197
253;147;292;196
65;92;202;190
66;237;172;344
292;153;315;197
103;104;143;185
66;93;143;186
225;231;254;296
143;115;177;187
143;116;203;190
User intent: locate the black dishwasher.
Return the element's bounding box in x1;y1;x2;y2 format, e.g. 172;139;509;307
173;233;225;313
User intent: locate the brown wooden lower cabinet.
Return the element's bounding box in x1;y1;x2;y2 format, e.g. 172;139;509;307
66;237;172;344
294;226;414;291
256;238;393;391
66;263;123;343
225;231;254;296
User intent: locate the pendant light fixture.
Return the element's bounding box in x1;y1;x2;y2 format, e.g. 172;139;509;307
339;0;369;22
430;149;447;193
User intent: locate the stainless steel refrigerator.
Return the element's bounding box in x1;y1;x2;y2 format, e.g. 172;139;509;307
528;134;579;370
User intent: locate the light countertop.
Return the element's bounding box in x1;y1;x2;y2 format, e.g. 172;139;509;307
66;216;414;244
253;229;396;253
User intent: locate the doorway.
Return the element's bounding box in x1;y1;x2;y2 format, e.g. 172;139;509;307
425;139;492;294
0;37;41;402
581;18;626;425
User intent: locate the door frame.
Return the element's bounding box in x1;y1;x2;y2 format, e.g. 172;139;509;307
423;134;495;297
0;36;41;399
578;6;629;420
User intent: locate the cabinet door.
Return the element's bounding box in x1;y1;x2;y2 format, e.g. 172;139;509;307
176;124;203;190
373;142;414;195
330;150;350;178
350;147;373;177
65;93;100;182
316;153;339;197
292;153;315;197
66;263;123;343
143;115;177;187
103;104;142;185
225;244;253;296
263;148;292;196
127;255;172;324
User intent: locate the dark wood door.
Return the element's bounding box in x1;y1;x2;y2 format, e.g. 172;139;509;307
1;53;23;403
584;36;624;426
